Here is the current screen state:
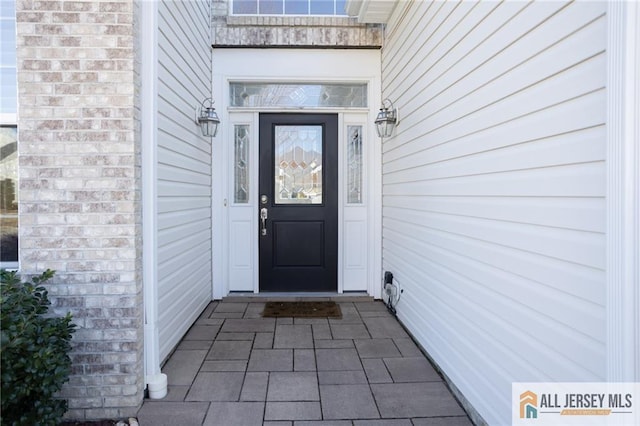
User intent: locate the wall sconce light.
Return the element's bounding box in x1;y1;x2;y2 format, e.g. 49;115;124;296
195;97;220;137
374;99;398;138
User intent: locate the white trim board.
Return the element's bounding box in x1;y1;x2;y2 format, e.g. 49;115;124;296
606;0;640;382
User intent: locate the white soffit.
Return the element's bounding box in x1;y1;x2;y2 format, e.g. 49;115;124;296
345;0;398;24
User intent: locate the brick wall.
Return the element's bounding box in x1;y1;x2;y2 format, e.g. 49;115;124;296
15;0;143;420
212;0;382;47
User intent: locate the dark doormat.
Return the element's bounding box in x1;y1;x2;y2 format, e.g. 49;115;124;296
262;301;342;318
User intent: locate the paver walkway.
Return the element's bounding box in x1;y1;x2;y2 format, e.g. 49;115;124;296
137;299;473;426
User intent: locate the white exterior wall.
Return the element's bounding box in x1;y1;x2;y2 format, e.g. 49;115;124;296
155;0;213;361
381;2;607;424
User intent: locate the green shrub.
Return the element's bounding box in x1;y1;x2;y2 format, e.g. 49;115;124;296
1;269;76;426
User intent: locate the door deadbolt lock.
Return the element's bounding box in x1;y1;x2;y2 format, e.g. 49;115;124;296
260;194;268;205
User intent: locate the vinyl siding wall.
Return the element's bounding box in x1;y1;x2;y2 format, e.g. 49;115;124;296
156;0;213;361
381;1;607;424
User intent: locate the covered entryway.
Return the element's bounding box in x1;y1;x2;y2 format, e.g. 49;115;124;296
212;49;383;299
259;113;338;292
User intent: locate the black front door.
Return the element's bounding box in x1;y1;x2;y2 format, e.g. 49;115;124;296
259;113;338;292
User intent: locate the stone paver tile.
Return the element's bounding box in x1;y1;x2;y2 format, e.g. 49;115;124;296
355;338;402;358
411;417;473;426
277;317;294;325
243;303;266;319
137;401;208;426
254;332;274;349
354;420;412;425
265;422;292;426
295;422;351;426
330;323;370;339
222;318;276;333
393;338;423;357
316;348;362;371
314;339;354;349
265;402;322;421
354;301;388;312
311;323;332;339
203;402;264;426
383;357;440;382
162;350;207;386
200;360;247;372
294;318;329;325
198;302;216;319
267;372;319;401
208;340;253;360
161;385;189;401
185;372;244;401
176;340;212;351
196;317;225;326
362;358;392;384
317;370;367;385
336;302;356;310
214;302;248;313
240;372;269;401
319;384;380;420
358;310;392;318
247;349;293;371
294;349;316;371
363;317;409;339
371;382;465;418
183;324;221;340
274;324;314;349
216;332;255;341
211;311;246;319
329;309;362;324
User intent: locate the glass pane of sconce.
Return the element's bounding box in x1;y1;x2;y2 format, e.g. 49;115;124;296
230;82;367;108
347;125;363;204
234;125;250;204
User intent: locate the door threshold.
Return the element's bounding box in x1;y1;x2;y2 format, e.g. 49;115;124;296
221;292;374;303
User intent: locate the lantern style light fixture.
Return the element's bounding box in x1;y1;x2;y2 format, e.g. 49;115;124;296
374;99;398;138
195;97;220;137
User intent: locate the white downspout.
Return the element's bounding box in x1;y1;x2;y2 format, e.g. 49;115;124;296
141;0;167;399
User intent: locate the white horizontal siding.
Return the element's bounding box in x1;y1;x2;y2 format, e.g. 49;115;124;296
156;0;212;362
381;1;607;424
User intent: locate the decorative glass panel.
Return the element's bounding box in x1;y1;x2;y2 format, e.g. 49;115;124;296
274;125;322;204
230;82;367;108
347;125;362;204
234;125;250;203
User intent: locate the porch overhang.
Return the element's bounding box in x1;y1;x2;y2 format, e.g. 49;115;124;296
345;0;398;24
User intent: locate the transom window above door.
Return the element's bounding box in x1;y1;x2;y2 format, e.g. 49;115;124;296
232;0;348;16
230;82;367;108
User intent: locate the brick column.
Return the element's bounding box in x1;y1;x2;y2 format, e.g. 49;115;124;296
16;0;143;420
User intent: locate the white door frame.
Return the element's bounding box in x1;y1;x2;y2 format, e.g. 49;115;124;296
212;49;382;299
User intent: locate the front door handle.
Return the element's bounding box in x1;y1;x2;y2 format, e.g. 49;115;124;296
260;208;268;236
